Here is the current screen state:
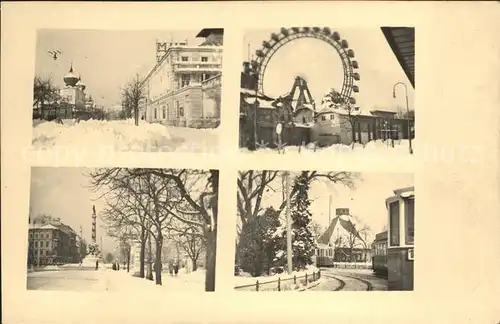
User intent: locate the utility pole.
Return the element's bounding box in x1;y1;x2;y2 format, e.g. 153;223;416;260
328;195;332;246
328;195;332;225
284;171;293;274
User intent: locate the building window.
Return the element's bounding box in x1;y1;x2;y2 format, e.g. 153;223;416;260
330;114;334;120
201;56;208;62
405;198;415;245
181;56;188;62
162;106;166;119
154;108;157;119
321;115;326;121
46;241;49;247
389;201;400;246
179;107;184;117
181;75;190;87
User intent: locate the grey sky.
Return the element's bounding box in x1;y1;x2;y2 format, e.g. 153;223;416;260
35;29;205;109
243;28;415;112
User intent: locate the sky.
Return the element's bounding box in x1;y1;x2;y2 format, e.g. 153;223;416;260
243;28;415;113
254;171;414;240
30;167;116;253
35;29;204;109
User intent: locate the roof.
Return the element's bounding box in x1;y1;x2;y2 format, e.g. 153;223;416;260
317;216;365;246
374;231;388;242
381;27;415;88
29;224;59;230
393;186;415;196
370;110;397;115
385;186;415;207
196;28;224;38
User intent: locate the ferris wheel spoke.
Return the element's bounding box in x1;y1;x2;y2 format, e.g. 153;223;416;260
249;27;360;103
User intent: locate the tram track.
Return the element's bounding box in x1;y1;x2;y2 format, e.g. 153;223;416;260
323;273;372;291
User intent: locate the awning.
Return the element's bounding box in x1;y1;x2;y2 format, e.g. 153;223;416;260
381;27;415;88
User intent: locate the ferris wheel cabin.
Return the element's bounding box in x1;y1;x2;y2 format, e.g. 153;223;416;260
386;186;415;291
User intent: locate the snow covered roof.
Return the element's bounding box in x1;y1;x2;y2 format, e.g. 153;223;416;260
240;88;256;96
393;186;415;197
294;123;314;128
242;97;276;108
385;186;415;207
317;215;365;245
29;223;59;230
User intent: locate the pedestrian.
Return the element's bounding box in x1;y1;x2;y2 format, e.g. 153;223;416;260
174;263;179;276
95;260;99;271
169;262;174;276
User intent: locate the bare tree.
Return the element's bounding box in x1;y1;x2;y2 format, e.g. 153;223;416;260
396;105;415;119
118;235;133;272
310;220;326;242
122;74;146;126
87;168;219;291
171;218;206;272
92;170;151;279
321;89;362;148
237;170;359;227
340;216;370;262
33;75;61;119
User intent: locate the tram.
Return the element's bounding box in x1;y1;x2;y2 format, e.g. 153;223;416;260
385;186;414;291
371;231;388;277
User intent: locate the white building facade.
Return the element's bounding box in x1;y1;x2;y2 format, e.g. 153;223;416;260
140;29;223;128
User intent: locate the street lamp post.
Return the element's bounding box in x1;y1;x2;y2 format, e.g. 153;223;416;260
392;82;413;154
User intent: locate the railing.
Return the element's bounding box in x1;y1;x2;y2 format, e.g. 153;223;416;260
173;62;221;71
234;270;321;292
330;262;372;270
162;117;220;129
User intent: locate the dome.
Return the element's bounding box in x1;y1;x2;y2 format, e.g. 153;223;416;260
63;65;79;87
76;80;86;91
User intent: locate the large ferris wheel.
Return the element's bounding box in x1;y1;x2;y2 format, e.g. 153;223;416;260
248;27;361;105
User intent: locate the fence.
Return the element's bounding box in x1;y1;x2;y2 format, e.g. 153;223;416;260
163;117;220;129
332;262;372;270
234;270;321;292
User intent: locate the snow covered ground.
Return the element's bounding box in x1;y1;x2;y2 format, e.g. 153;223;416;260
104;268;206;292
32;119;219;153
234;265;321;291
241;139;415;159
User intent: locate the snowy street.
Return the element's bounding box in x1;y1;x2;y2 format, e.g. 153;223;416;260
27;266;206;292
27;268;107;291
307;268;388;291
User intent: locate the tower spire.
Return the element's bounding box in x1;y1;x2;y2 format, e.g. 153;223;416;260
69;61;74;73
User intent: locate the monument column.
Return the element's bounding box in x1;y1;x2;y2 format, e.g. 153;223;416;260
92;205;97;245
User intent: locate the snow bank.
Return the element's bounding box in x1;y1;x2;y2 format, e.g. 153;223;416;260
105;269;206;292
234;265;320;291
32;119;219;153
241;139;415;158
